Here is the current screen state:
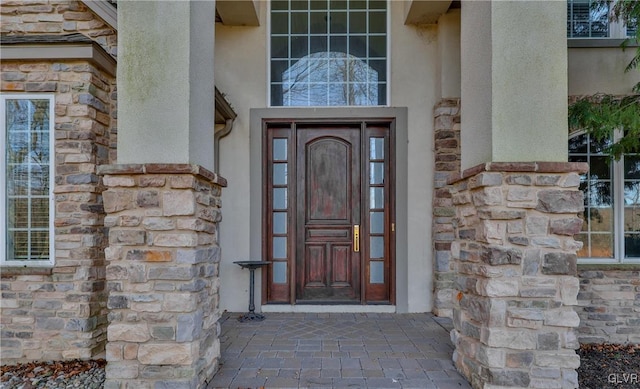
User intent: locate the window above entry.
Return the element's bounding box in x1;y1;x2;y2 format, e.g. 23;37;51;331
270;0;388;107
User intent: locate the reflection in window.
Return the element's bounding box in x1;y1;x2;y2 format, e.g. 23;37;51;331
568;132;640;262
567;0;609;38
271;0;387;106
282;52;379;106
2;96;54;264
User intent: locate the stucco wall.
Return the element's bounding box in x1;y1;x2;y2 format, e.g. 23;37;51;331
215;1;438;313
568;44;639;96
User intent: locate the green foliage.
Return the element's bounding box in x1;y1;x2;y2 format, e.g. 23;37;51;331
569;0;640;160
569;94;640;160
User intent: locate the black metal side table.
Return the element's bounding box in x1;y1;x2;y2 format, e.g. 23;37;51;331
233;261;271;322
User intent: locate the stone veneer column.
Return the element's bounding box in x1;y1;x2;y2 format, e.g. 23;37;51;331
98;164;226;389
449;162;588;389
433;99;461;317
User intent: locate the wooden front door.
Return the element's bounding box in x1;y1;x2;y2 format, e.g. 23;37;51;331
263;120;394;305
296;126;361;302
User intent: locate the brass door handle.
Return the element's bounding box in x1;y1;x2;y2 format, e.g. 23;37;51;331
353;225;360;252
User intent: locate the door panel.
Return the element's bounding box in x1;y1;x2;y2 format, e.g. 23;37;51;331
297;127;360;303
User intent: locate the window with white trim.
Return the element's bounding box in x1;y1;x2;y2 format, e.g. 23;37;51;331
568;131;640;263
270;0;388;107
567;0;637;38
1;95;55;266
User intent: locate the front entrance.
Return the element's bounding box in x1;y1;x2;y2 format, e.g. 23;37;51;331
263;119;395;305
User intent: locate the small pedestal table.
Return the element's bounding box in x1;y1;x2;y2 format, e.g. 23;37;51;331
233;261;271;322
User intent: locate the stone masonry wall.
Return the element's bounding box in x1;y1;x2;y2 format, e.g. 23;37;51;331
432;99;461;318
99;164;225;389
0;59;115;362
449;162;588;389
1;0;118;57
576;266;640;344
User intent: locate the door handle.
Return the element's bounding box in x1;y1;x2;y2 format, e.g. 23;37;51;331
353;225;360;252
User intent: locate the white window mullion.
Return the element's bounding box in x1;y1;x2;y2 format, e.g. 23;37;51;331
613;129;626;262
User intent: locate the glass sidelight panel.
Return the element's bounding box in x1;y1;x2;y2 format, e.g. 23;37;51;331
273;261;287;283
273;212;287;234
369;136;386;261
370;261;384;284
273;188;288;209
267;133;291;301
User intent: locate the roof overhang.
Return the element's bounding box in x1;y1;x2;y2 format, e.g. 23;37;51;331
404;0;453;25
0;34;116;76
216;0;260;26
215;87;237;125
83;0;117;30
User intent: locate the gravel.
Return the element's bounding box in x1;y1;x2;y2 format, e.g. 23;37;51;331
0;360;105;389
577;343;640;389
1;344;638;388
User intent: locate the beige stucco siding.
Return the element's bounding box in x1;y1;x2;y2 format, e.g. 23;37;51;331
568;45;639;96
215;1;438;313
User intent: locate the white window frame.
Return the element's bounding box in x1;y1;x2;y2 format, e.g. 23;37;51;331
570;129;640;264
567;0;637;39
267;0;391;107
1;94;55;267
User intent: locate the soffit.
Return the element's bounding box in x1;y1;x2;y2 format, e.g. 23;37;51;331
404;0;454;25
216;0;260;26
0;33;117;76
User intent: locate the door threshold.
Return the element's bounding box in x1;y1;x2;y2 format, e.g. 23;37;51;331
260;305;396;313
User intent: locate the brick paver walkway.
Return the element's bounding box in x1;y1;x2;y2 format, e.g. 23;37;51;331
208;312;472;388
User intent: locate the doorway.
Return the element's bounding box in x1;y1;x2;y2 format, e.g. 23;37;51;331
263;119;395;305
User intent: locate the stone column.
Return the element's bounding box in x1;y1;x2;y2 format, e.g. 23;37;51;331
104;2;221;388
449;162;588;389
99;164;226;389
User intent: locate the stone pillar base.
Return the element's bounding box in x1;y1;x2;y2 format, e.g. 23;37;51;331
98;164;226;389
449;162;588;389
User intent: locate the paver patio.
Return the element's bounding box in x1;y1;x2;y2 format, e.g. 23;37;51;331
207;312;472;388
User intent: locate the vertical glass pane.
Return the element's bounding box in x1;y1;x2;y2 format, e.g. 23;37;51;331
273;163;288;185
370;261;384;284
370;162;384;184
590;233;614;258
370;236;384;259
370;211;384;234
589;156;611;180
273;262;287;283
272;12;289;34
273;212;287;234
349;12;366;33
271;36;289;58
370;187;384;209
625;234;640;258
31;198;49;228
273;237;287;258
273;138;288;161
370;137;384;159
625;183;640;206
291;11;309;34
8;199;28;228
30;230;48;259
625;156;640;179
273;188;288;209
586;181;611;207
